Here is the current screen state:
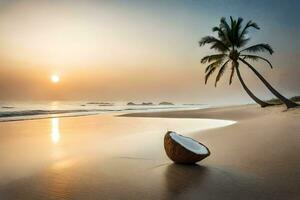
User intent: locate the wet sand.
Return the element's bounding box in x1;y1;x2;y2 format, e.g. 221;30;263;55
123;104;300;199
0;104;299;199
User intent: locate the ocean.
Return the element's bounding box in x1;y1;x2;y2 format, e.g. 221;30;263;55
0;101;208;122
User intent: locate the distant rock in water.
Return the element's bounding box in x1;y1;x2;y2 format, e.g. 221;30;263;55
87;102;114;106
86;102;99;104
1;106;14;109
127;102;154;106
98;103;114;106
159;102;174;105
142;102;154;105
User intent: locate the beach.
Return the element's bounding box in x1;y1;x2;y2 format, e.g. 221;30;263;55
1;1;299;199
0;104;299;199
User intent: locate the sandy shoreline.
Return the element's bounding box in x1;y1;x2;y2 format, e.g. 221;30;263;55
0;104;299;199
122;104;300;199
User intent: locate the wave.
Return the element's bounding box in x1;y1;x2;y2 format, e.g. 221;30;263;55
0;106;197;122
0;109;103;118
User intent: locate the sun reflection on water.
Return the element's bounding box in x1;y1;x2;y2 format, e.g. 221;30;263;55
51;118;60;144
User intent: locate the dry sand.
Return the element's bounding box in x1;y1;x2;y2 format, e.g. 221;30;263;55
0;104;299;200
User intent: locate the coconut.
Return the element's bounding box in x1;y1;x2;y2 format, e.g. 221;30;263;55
164;131;210;164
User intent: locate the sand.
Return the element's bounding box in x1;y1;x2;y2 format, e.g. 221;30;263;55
124;104;300;199
0;104;299;199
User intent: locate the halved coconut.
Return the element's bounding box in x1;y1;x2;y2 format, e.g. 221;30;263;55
164;131;210;164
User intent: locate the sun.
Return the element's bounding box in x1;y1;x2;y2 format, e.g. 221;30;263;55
51;75;60;83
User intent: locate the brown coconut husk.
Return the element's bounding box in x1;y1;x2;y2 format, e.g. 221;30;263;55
164;131;210;164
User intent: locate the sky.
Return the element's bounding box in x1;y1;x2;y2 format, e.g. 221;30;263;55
0;0;299;105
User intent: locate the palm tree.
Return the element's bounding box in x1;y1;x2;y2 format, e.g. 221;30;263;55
199;17;298;109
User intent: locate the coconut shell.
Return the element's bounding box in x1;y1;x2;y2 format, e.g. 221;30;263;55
164;131;210;164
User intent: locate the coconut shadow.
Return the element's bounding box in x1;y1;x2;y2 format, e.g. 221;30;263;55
163;164;208;199
163;163;264;200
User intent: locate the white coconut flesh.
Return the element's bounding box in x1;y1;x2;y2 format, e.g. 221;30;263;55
169;132;208;155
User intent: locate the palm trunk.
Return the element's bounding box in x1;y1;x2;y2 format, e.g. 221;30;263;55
235;61;271;107
240;58;299;109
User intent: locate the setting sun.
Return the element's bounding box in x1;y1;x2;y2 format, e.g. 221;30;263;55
51;75;60;83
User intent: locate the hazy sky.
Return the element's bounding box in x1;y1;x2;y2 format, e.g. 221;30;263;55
0;0;299;104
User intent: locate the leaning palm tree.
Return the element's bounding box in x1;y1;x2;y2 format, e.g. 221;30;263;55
199;17;298;109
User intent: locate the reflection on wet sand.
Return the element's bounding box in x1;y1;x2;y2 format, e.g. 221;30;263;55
0;160;264;200
51;118;60;144
0;115;236;200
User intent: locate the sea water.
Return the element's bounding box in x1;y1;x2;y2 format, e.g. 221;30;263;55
0;101;208;122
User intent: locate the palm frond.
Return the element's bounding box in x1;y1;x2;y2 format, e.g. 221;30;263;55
204;59;223;73
230;16;235;41
199;36;218;46
240;54;273;68
215;60;230;87
205;59;225;84
220;17;233;45
210;42;229;52
238;20;259;48
205;66;217;84
236;18;244;30
246;21;260;30
222;16;247;48
199;36;229;52
240;43;274;55
212;26;230;45
229;64;235;85
238;37;250;47
235;17;249;47
235;17;243;40
239;20;260;38
201;54;227;64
